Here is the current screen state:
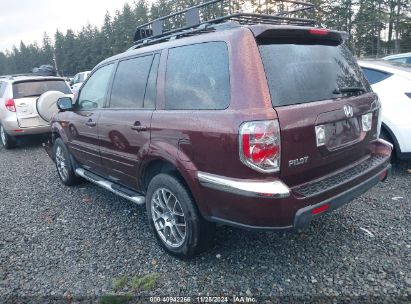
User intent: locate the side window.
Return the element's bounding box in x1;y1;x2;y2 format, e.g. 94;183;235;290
78;64;114;110
361;68;391;85
406;57;411;64
165;42;230;110
73;74;79;84
144;54;160;109
0;82;6;97
110;55;153;109
390;58;406;63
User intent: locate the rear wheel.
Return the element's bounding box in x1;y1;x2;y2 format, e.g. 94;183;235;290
0;125;16;149
146;173;214;259
54;138;81;186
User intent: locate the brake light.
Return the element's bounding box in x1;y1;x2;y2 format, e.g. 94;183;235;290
239;119;281;173
309;28;329;36
5;99;16;112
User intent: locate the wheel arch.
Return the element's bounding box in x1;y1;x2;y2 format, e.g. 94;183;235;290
381;122;401;158
139;156;210;217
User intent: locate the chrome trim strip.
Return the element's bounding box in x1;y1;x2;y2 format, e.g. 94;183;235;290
197;172;290;198
75;168;145;205
377;138;394;150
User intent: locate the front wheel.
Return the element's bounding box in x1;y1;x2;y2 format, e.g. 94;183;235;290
146;173;214;259
54;138;81;186
0;125;16;149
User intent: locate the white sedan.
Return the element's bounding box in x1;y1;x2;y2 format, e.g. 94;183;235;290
359;60;411;163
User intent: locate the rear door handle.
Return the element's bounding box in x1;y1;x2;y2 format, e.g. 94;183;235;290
85;120;96;127
131;125;148;132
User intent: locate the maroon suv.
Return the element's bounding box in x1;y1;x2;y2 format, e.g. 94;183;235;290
46;20;392;258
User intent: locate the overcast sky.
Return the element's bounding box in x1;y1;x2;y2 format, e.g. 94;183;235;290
0;0;139;52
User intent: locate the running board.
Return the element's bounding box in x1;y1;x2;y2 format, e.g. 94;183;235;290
75;168;145;205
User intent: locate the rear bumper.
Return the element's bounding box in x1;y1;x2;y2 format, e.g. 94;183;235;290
1;116;50;136
198;139;392;230
293;164;391;229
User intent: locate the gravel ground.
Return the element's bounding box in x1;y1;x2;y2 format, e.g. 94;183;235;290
0;137;410;304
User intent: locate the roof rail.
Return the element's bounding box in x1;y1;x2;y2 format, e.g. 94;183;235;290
133;0;315;47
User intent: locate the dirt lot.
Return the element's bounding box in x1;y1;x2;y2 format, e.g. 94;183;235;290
0;137;410;303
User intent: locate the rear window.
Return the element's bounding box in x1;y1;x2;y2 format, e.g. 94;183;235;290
13;80;71;99
165;42;230;110
259;43;370;107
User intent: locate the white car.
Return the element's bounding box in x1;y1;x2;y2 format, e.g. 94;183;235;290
359;60;411;162
383;52;411;64
70;71;91;92
0;75;72;149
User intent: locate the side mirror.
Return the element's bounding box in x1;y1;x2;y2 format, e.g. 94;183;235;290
57;97;74;111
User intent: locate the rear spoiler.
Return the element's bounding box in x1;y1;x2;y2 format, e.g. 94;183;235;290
250;25;347;45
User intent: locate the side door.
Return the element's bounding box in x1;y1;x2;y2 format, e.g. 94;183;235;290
98;53;160;189
65;63;114;174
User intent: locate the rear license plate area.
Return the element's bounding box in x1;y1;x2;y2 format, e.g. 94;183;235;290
325;117;361;150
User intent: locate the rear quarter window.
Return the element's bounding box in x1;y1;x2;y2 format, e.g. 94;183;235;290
165;42;230;110
13;80;71;98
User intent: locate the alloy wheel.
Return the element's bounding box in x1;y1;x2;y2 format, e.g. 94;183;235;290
0;126;6;146
151;188;187;248
55;146;69;181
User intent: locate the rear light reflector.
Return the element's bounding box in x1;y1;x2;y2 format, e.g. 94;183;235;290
5;99;16;112
239;119;281;173
315;125;326;147
379;170;388;181
362;113;373;132
13;130;23;133
311;204;329;215
309;28;329;36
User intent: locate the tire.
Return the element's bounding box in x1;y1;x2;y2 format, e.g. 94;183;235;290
0;124;16;149
146;173;215;259
53;138;81;186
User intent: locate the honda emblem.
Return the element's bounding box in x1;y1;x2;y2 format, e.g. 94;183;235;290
343;105;354;118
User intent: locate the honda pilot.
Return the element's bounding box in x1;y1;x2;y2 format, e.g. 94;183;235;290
45;14;392;258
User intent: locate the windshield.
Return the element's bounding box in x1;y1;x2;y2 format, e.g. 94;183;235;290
13;80;71;98
259;43;370;107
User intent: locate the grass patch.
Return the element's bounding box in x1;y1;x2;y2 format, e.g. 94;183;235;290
100;293;133;304
112;276;129;291
130;273;159;291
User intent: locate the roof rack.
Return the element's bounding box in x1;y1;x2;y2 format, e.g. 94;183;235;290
133;0;315;48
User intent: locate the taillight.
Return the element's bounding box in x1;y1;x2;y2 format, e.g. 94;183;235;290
5;99;16;112
239;119;281;173
309;28;329;36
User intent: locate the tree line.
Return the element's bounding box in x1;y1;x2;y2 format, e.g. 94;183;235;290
0;0;410;76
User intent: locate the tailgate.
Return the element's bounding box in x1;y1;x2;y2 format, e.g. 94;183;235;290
15;97;48;128
256;28;380;187
276;94;380;186
12;79;71;128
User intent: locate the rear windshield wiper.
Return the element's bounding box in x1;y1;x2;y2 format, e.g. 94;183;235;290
333;87;366;95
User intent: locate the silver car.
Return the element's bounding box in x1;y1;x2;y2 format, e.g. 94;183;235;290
0;74;72;149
